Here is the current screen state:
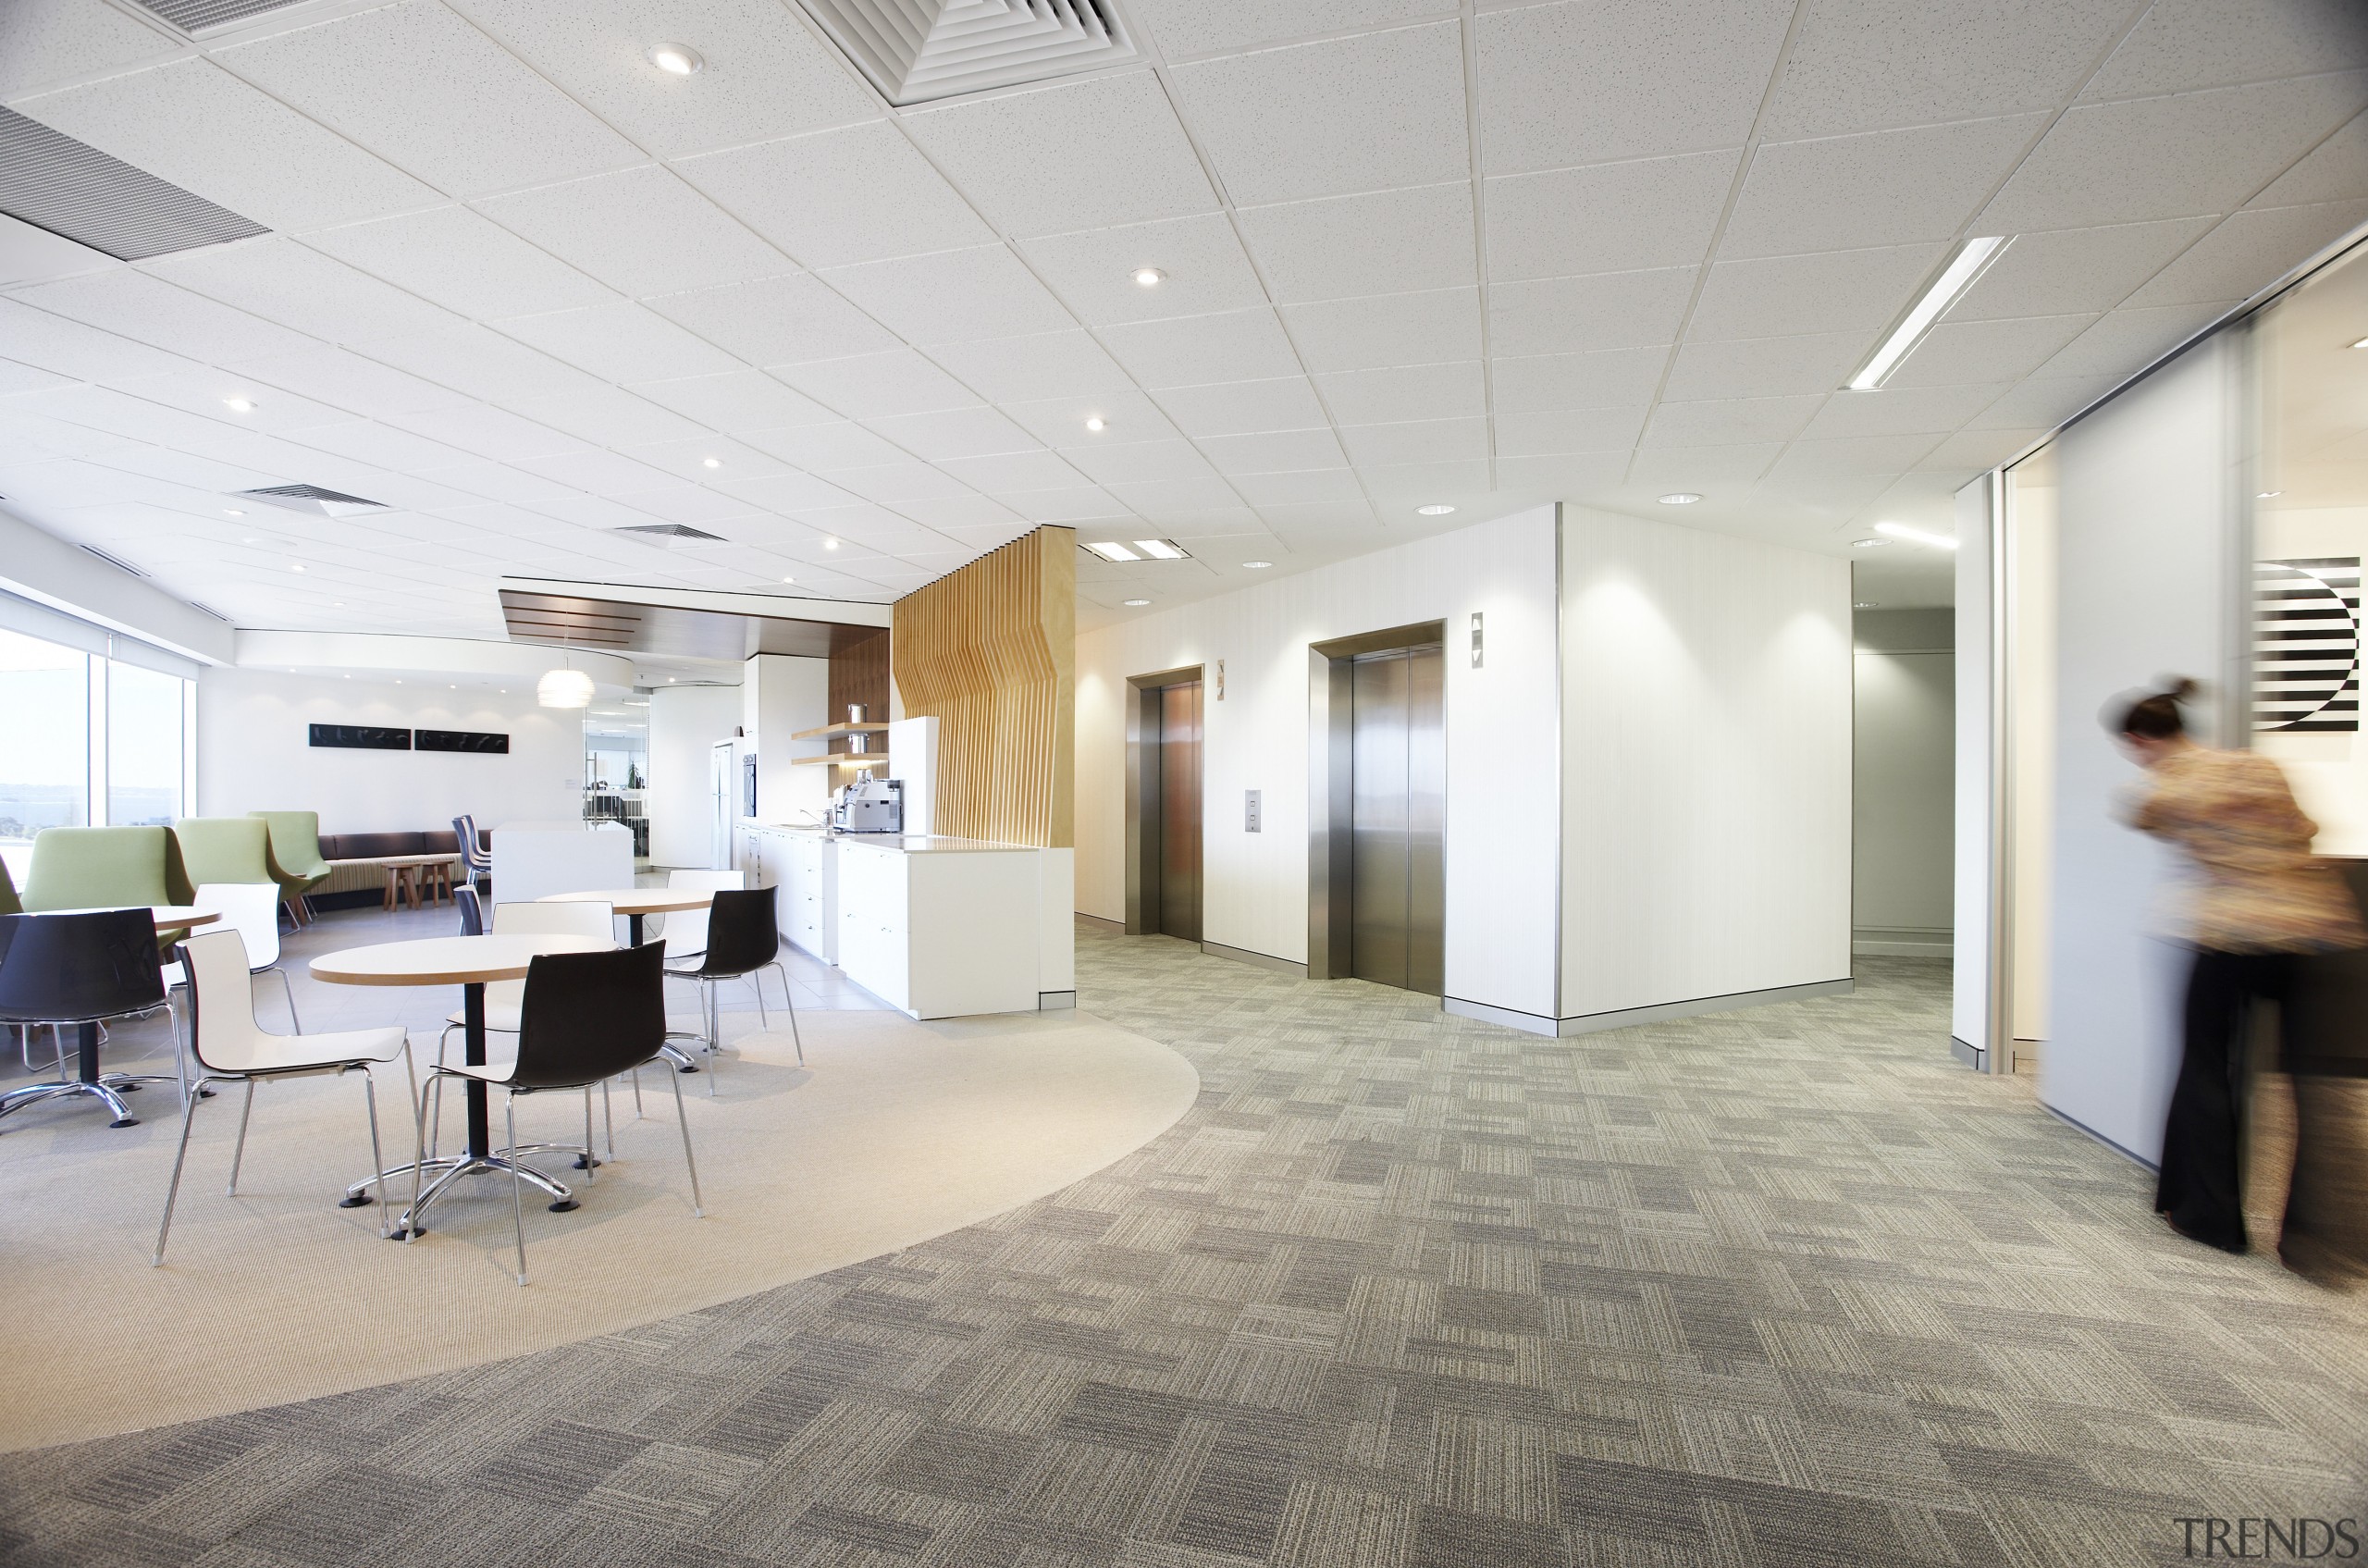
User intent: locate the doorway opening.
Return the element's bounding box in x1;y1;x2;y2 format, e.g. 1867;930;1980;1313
1125;666;1203;941
1309;623;1446;994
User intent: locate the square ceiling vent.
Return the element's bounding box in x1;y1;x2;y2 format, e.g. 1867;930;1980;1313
796;0;1139;106
613;524;728;546
234;483;387;517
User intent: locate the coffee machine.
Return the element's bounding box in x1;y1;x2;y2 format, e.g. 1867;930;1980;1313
832;774;903;834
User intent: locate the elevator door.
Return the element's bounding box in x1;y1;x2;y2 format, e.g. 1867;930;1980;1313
1349;645;1444;993
1157;680;1202;942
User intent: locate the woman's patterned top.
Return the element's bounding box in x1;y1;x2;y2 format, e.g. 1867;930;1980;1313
2129;746;2366;953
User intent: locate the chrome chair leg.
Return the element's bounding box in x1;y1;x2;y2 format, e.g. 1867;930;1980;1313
265;967;301;1033
602;1080;616;1162
153;1073;223;1266
768;964;804;1066
359;1068;389;1240
227;1080;257;1194
581;1090;596;1183
506;1094;528;1287
667;1057;703;1218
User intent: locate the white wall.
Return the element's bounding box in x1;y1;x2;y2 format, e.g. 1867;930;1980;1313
197;666;581;833
1952;477;1994;1055
0;505;232;666
1559;508;1855;1018
1852;609;1953;953
2043;336;2239;1162
647;684;741;867
745;654;830;824
1076;505;1561;1019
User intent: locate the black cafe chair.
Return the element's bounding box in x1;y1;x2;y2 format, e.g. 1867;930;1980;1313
0;909;179;1129
664;887;801;1090
419;943;701;1286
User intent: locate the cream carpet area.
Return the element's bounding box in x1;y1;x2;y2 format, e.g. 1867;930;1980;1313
0;1007;1197;1451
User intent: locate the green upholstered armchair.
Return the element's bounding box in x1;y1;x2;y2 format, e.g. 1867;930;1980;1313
250;810;331;913
172;817;288;890
18;825;196;911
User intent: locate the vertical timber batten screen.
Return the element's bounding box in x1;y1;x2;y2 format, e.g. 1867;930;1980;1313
891;525;1076;847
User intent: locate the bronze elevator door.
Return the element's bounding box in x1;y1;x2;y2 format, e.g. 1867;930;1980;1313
1157;680;1202;942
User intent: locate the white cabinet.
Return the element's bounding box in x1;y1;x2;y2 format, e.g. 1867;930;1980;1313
782;832;834;962
833;840;1040;1019
835;843;910;1011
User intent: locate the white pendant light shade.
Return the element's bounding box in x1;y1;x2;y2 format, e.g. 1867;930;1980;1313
537;668;595;708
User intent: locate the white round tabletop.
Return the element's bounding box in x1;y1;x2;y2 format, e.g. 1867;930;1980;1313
33;905;222;932
539;888;715;916
309;932;609;987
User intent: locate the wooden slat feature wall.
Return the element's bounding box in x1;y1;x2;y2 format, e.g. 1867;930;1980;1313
826;627;891;754
891;526;1075;847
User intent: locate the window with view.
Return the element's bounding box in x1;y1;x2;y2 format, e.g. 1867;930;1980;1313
0;627;89;849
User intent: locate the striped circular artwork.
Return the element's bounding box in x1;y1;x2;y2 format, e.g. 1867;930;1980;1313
2253;559;2360;732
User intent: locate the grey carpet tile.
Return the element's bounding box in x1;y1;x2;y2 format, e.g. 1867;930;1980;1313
8;938;2368;1568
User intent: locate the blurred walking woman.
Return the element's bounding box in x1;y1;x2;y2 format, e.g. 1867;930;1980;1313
2114;679;2363;1257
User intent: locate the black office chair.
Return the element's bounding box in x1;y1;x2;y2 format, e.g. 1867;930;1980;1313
665;887;800;1088
451;815;491;895
0;909;177;1129
419;942;700;1285
454;883;484;936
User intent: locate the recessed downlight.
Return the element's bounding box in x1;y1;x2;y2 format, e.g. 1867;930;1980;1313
1131;267;1165;287
702;457;722;469
1124;598;1151;607
783;574;796;584
1415;503;1455;516
290;563;305;572
823;537;838;549
224;509;243;517
1084;416;1106;432
1243;560;1272;569
648;43;704;76
223;396;254;412
1851;538;1887;549
1658;492;1702;505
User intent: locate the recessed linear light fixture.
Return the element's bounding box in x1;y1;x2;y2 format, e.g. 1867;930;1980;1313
2351;338;2368;349
1658;492;1702;505
648;43;703;75
1084;540;1139;562
1414;503;1455;516
1132;267;1165;287
1845;235;2006;391
1133;538;1189;560
1855;600;1881;609
1874;521;1959;550
79;544;146;577
1123;599;1151;607
1850;538;1887;549
1243;560;1272;569
2258;490;2284;499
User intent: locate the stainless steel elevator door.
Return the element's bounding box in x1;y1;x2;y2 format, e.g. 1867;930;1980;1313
1349;645;1444;994
1158;680;1202;942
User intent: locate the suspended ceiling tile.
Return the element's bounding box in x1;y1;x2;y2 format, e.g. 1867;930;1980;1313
12;268;317;366
1334;415;1487;465
383;401;585;463
613;433;797;485
1492;451;1630;495
1720;114;2048;260
303;206;616;322
1356;456;1490;499
475;167;796;299
931;448;1095;493
1961;372;2124;429
1883;312;2096;387
1686;242;1949;340
1641;393;1826;448
507;383;709;448
345;323;590;404
2126;200;2368;306
983;483;1131;522
229;343;476;420
0;0;179;101
771;348;983;420
672;120;993;270
861;404;1040;463
1486;267;1695;358
904;71;1219;238
817;245;1074;347
1125;0;1450;59
1283;285;1484;371
1101;306;1302;388
1018;213;1266;327
144;236;464;346
1102;476;1249;514
1489;344;1671;412
1151;377;1329;438
1051;437;1218;487
495;301;744;383
1764;432;1945;477
738;419;908;470
2029;302;2232;380
1623;442;1782;489
1167;21;1470;206
1196;426;1350;475
998;389;1183;448
219;0;644;199
1313;360;1486;425
1944;216;2221;320
2081;0;2368;101
1486;150;1738;281
2249;112;2368;206
1234;181;1477;304
1492;403;1650;455
625;369;839;434
1799;379;2011;438
1227;467;1366;505
643;272;896;367
1474;0;1794;174
926;330;1137;404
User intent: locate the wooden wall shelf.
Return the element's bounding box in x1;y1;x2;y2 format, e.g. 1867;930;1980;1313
792;722;891;741
792;753;891;768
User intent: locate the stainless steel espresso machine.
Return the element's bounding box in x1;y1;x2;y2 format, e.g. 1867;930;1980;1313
831;774;903;833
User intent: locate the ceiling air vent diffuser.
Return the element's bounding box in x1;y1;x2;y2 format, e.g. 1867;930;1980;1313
0;108;268;261
234;484;388;517
613;524;728;544
130;0;314;33
796;0;1139;106
80;544;148;577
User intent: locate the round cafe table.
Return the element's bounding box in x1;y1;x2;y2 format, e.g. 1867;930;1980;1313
0;906;222;1129
311;933;606;1235
538;887;713;948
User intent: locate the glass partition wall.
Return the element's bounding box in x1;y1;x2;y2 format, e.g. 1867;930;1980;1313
583;693;649;862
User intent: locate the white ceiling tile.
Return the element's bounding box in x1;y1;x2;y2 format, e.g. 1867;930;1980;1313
11;270;318;365
864;405;1040;462
626;370;839;433
1799;380;2009;438
16;57;439;232
1235;182;1478;303
1486;268;1694;357
457;0;882;159
1486;151;1738;281
144;236;466;346
1763;432;1944;476
1018;215;1266;327
1686;243;1949;340
475;167;796;298
1494;404;1650;454
2250;112;2368;207
219;0;643;198
890;493;1024;532
496;302;743;382
904;71;1218;238
1336;417;1488;465
385;402;584;462
771;349;983;419
673;121;995;269
508;384;709;448
1762;0;2135;139
1125;0;1452;59
1357;458;1492;499
1944;216;2221;320
1103;477;1252;514
987;485;1132;522
1885;312;2095;386
1199;427;1350;475
1284;287;1484;371
926;331;1136;403
1720;115;2049;259
1227;468;1367;505
286;419;481;474
2031;302;2230;380
228;343;476;420
1476;0;1795;173
1915;426;2045;472
0;298;189;383
935;450;1097;492
645;273;895;366
1659;332;1859;399
105;365;353;433
1314;361;1486;424
1168;22;1470;205
2125;201;2368;307
1000;389;1183;447
1054;438;1220;486
1102;307;1302;387
303;206;615;321
1492;451;1631;494
804;462;973;505
1981;73;2368;230
1962;373;2124;430
1152;377;1328;438
705;470;863;514
0;359;75;398
1623;443;1781;488
611;434;796;484
2082;0;2368;101
0;0;179;99
818;246;1073;346
0;213;112;290
1642;394;1824;447
740;420;909;470
1258;500;1386;542
349;323;591;403
413;461;582;506
1490;345;1671;410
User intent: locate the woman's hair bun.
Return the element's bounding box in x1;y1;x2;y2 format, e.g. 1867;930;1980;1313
2163;676;2200;702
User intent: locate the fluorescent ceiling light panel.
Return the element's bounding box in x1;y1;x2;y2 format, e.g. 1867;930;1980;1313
1083;540;1139;562
1873;521;1959;550
1132;538;1189;560
1844;236;2005;391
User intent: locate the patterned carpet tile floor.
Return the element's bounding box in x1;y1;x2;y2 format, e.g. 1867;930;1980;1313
5;934;2364;1567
